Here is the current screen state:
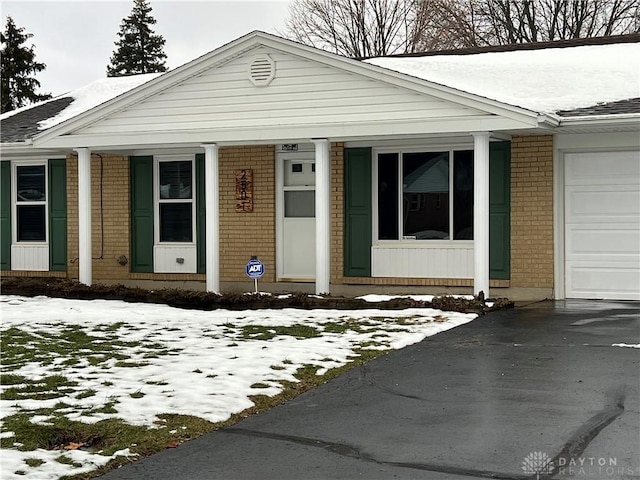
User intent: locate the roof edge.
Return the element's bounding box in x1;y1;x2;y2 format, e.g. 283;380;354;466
361;33;640;60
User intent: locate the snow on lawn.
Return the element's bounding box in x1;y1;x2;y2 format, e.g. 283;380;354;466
0;295;476;480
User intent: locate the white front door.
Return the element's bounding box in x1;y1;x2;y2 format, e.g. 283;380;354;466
277;148;316;281
564;151;640;300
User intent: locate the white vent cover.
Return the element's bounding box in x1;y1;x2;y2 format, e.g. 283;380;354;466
248;54;275;86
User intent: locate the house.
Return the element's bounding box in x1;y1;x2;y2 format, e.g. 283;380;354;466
1;31;638;301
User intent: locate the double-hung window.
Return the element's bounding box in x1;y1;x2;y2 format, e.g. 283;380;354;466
157;160;194;243
15;164;47;242
376;150;474;241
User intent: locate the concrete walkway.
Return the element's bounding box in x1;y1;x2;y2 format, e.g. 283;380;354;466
101;300;640;480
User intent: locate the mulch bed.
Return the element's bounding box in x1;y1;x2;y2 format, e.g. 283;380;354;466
0;277;513;315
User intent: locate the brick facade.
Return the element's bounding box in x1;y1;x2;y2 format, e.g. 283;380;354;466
4;138;554;294
330;142;345;284
219;145;276;282
510;135;554;288
66;153;132;282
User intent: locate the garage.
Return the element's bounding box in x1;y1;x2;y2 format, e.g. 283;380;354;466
564;151;640;300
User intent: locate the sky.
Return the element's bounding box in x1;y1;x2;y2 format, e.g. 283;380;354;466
1;0;292;97
0;293;480;479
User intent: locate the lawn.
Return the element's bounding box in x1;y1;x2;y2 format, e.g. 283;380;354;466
0;294;477;479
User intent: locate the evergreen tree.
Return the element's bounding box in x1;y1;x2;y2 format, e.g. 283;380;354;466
1;16;51;114
107;0;168;77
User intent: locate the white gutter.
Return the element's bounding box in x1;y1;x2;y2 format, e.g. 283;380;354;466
558;112;640;125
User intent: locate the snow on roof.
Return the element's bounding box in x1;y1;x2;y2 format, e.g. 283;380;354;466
0;73;161;136
365;42;640;114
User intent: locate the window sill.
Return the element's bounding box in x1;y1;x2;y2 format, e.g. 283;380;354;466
373;240;473;249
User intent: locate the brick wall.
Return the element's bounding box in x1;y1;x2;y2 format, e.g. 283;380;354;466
219;145;276;282
330;142;345;284
66;153;132;282
510;135;554;288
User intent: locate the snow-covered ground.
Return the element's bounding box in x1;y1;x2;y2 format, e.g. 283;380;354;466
0;295;476;480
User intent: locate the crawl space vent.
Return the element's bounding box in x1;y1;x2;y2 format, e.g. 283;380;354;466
249;54;275;86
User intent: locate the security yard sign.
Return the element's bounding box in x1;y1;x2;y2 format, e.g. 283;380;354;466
246;256;265;293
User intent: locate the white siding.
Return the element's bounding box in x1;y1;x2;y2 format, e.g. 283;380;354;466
11;244;49;271
372;244;473;278
76;48;489;136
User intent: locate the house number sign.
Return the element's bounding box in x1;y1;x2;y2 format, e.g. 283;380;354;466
235;169;253;212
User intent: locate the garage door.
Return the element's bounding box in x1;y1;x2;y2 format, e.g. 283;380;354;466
565;151;640;300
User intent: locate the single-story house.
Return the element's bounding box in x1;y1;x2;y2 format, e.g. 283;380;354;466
1;31;638;300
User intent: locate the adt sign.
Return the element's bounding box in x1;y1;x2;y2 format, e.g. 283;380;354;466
245;257;265;279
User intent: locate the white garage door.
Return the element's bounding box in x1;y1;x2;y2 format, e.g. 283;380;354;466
565;151;640;300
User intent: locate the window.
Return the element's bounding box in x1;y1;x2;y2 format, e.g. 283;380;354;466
157;160;193;242
377;150;473;241
15;164;46;242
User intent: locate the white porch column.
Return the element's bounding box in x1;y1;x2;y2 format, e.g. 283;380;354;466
203;144;220;293
473;132;490;298
75;148;92;286
313;138;331;294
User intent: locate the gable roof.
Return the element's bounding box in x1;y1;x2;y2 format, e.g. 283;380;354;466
29;31;547;149
2;31;638;149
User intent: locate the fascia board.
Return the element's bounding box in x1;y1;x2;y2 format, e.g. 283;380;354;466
558;113;640;126
0;142;68;159
33;31;542;148
37;116;539;150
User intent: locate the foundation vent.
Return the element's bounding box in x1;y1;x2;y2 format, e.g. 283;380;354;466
249;55;275;86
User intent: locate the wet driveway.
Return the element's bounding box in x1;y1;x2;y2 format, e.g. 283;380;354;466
101;300;640;480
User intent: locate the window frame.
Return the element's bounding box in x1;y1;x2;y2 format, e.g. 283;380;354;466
12;161;48;244
373;148;474;246
153;156;196;245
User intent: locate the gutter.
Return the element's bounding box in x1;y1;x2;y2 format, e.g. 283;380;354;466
558;112;640;126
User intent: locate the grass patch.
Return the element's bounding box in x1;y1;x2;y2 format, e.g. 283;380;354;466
56;455;83;468
240;324;321;341
75;390;97;400
1;375;79;401
24;458;45;467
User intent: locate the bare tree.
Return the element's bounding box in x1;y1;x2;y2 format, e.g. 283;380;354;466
283;0;419;57
284;0;640;57
413;0;640;49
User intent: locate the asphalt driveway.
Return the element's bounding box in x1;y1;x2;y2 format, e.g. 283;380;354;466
101;300;640;480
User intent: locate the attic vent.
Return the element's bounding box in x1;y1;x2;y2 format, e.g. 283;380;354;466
249;54;275;86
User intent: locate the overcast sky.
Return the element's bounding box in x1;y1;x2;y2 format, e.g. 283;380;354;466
1;0;292;96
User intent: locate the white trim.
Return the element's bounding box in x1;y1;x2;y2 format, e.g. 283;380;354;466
312;138;330;294
275;150;284;279
472;132;490;297
153;155;197;244
11;160;48;244
553;144;565;300
34;116;535;150
10;160;50;271
76;147;92;285
203;144;219;293
553;132;640;300
372;147;475;246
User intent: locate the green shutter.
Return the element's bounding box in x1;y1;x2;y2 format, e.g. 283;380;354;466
196;154;206;274
344;148;372;277
489;141;511;280
130;156;154;273
48;159;67;271
0;161;11;270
